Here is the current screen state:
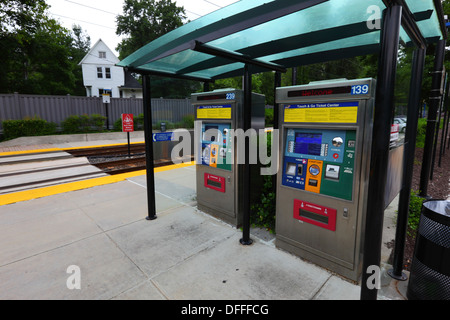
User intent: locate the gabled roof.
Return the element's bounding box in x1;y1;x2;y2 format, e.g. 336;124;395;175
120;70;142;89
117;0;446;82
79;39;120;66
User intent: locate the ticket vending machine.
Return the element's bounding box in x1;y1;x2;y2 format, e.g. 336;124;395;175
275;79;376;282
192;89;265;227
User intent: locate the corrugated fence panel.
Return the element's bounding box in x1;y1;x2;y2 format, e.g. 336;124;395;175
109;98;194;125
0;95;18;131
0;94;194;133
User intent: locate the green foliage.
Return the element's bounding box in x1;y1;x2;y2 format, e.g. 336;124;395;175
116;0;186;60
134;113;145;130
250;131;275;232
153;120;176;130
265;109;274;127
0;1;90;95
250;175;276;233
113;118;123;132
90;114;107;131
407;190;425;236
61;114;106;134
2;117;57;140
180;114;194;128
415;118;428;148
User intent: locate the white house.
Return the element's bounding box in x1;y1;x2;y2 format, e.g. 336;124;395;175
79;39;142;98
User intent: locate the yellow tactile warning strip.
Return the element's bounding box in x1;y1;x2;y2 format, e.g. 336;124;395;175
0;162;195;206
0;141;146;157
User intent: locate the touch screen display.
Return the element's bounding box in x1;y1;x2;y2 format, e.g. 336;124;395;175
294;133;322;156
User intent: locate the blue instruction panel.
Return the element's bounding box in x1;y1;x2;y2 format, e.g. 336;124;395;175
284;128;347;163
153;132;174;142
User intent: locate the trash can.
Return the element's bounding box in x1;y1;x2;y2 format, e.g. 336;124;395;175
407;200;450;300
160;122;166;132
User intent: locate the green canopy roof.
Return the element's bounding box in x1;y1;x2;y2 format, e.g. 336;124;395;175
117;0;446;82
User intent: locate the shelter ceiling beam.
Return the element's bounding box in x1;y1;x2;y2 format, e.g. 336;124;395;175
190;41;287;73
125;67;213;83
211;43;380;80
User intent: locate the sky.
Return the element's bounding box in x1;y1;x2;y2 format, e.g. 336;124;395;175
46;0;240;57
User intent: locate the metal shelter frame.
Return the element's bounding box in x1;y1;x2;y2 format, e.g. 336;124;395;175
117;0;447;300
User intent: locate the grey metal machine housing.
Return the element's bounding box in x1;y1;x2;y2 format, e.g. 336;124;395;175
275;79;377;282
192;89;265;227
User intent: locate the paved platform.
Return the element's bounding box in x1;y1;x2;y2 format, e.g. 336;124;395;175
0;153;107;194
0;163;408;301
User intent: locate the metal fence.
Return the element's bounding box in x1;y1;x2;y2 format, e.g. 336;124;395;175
0;93;194;132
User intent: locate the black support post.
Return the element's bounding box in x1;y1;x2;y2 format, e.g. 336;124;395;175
388;47;426;281
360;5;402;300
273;72;281;132
142;75;157;221
419;39;446;198
272;72;282;195
240;64;253;246
292;67;297;86
430;73;446;178
438;74;448;167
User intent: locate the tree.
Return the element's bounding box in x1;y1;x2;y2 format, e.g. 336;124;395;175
116;0;186;60
0;0;49;93
71;25;91;96
115;0;198;98
0;0;91;95
0;0;48;33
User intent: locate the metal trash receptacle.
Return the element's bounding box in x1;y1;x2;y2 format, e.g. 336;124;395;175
407;200;450;300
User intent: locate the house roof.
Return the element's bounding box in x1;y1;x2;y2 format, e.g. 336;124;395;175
117;0;446;82
120;70;142;89
79;39;120;66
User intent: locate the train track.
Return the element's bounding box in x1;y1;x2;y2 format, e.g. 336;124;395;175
93;156;194;175
67;143;146;157
68;143;193;175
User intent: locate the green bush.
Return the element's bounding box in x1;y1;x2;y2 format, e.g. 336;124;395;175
407;189;425;236
250;175;276;232
415;118;428;148
134;113;145;130
250;131;276;232
61;115;81;133
113;118;123;132
2;118;57;140
415;118;445;149
265;108;274;127
61;114;106;134
181;114;195;128
90;114;106;131
153;120;176;130
79;114;91;132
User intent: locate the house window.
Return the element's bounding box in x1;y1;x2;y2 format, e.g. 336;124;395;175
97;67;103;78
99;51;106;59
105;67;111;79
